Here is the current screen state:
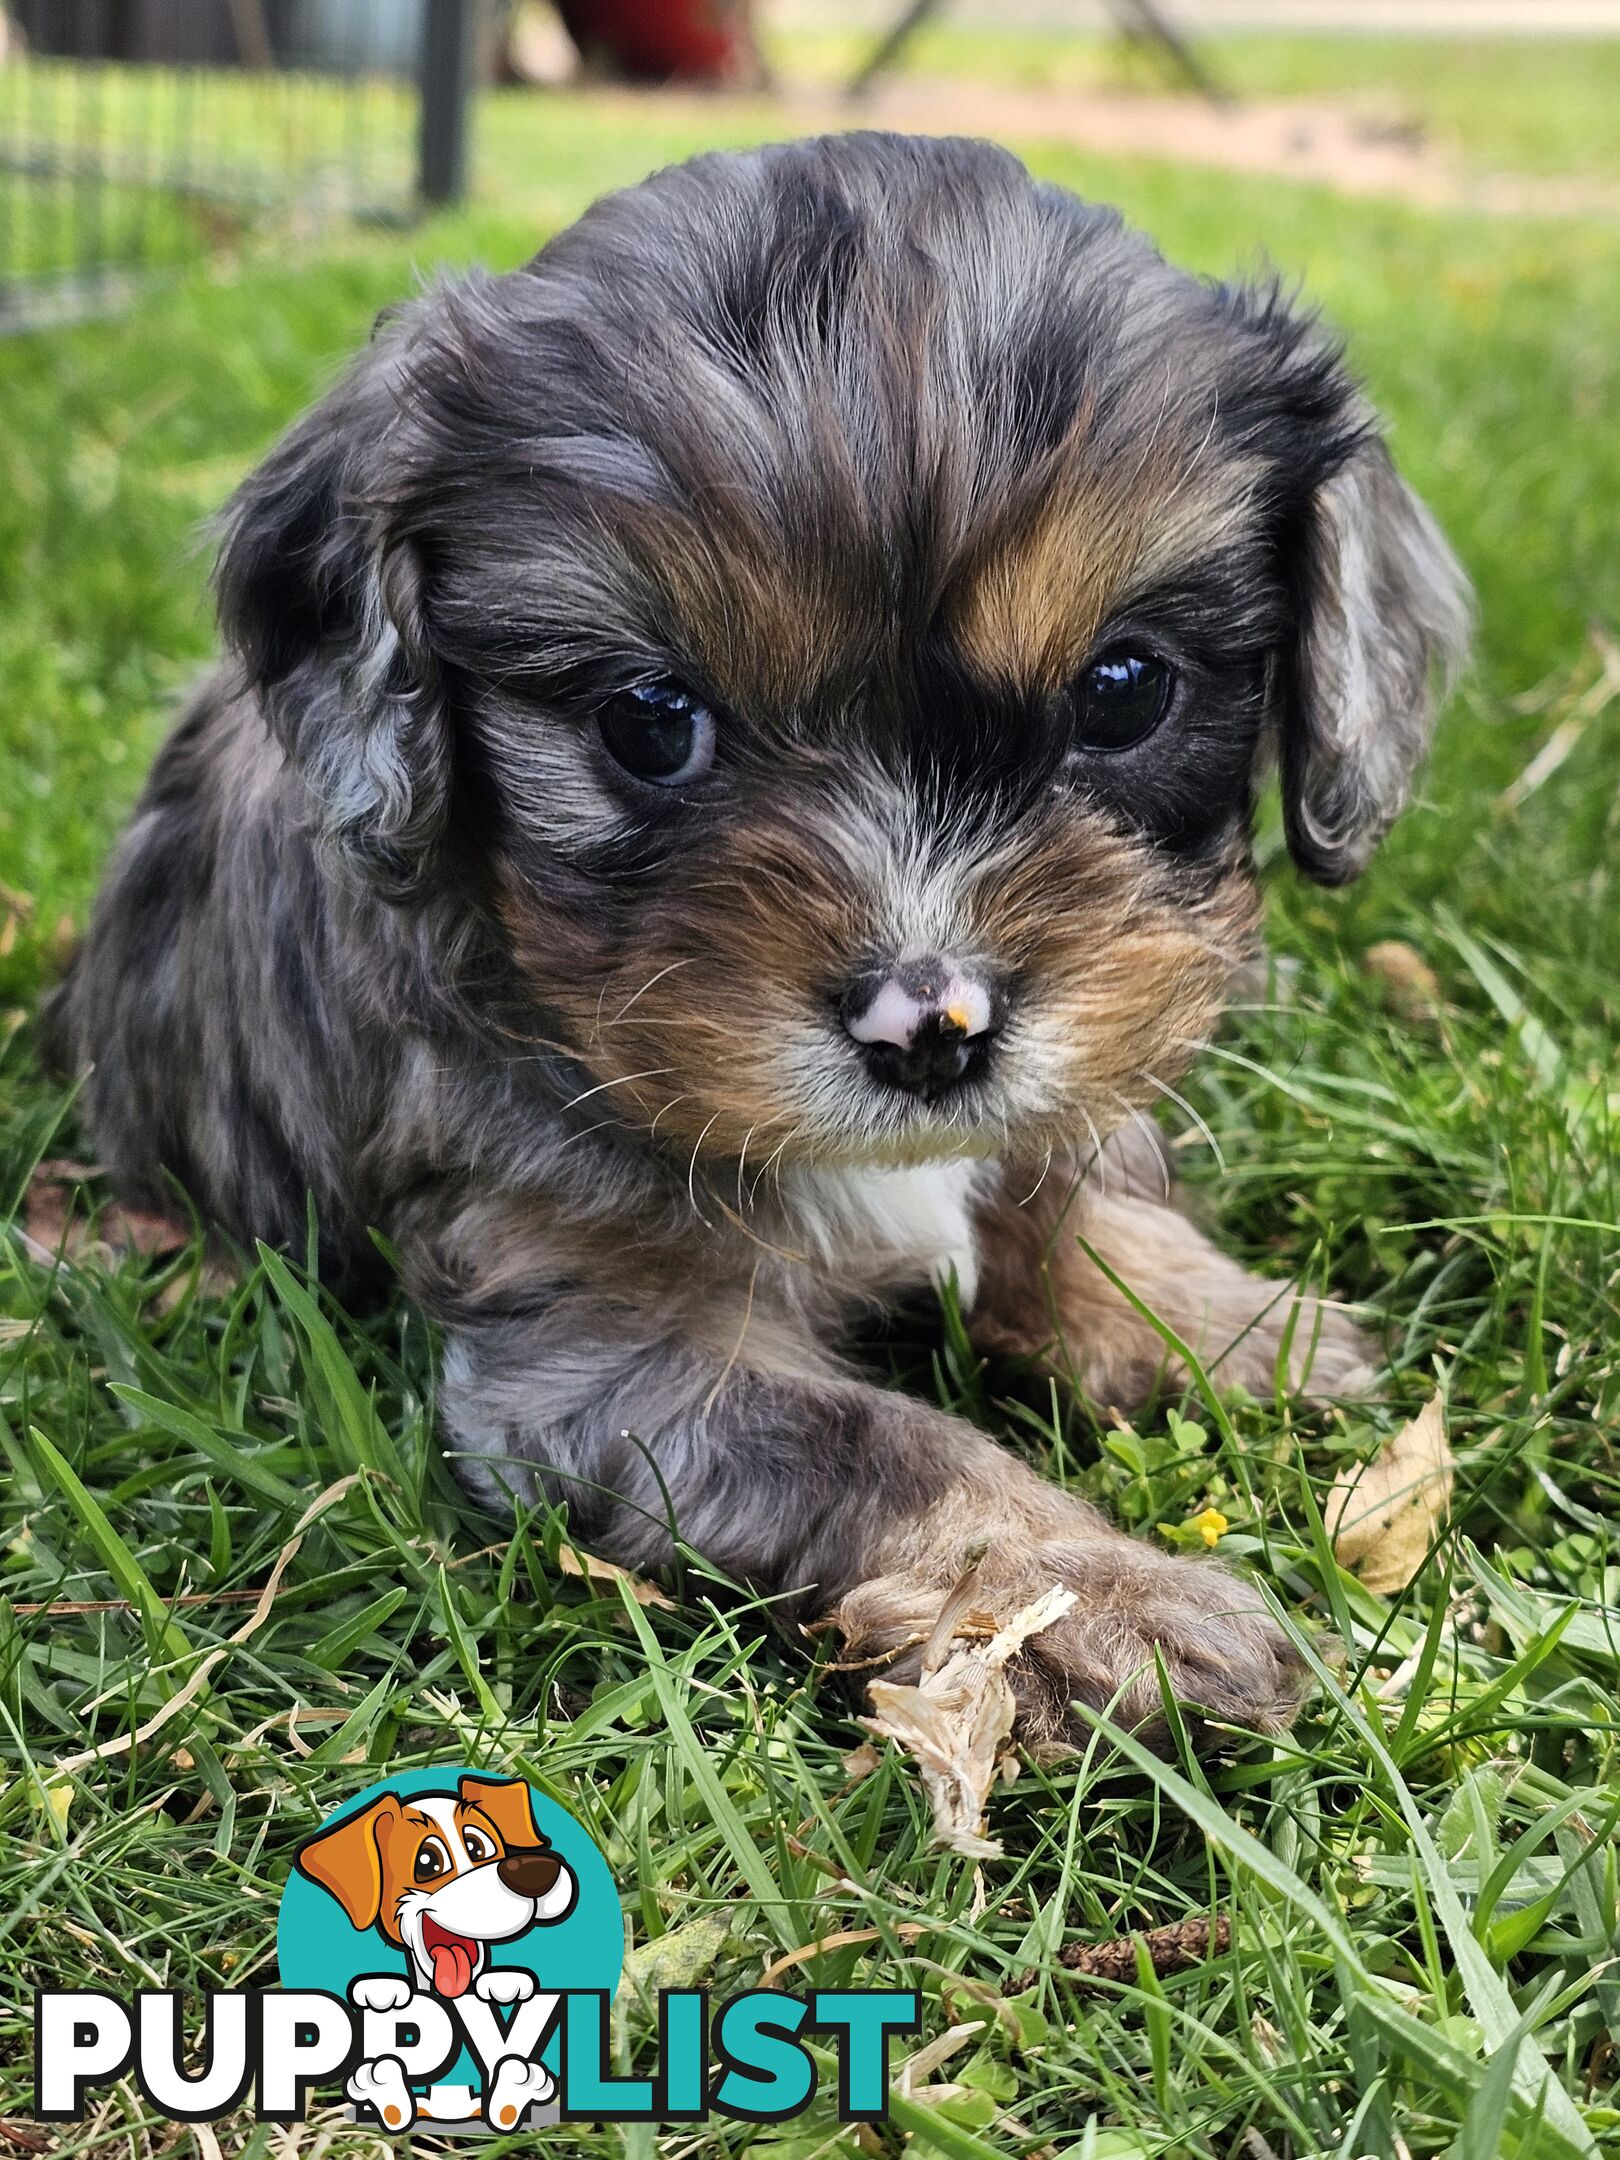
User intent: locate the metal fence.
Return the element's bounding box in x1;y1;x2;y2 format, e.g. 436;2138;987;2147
0;0;476;330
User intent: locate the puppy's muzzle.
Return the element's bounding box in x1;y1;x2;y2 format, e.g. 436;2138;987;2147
496;1846;565;1898
840;956;998;1103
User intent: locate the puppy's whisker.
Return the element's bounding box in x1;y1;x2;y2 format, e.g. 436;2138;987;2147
686;1111;724;1228
1012;1143;1055;1209
556;1066;675;1117
602;1013;761;1042
736;1122;759;1212
489;1033;590;1066
1077;1102;1108;1192
1122;1105;1174;1202
1137;1068;1225;1172
648;1093;692;1141
610;958;695;1024
747;1133;786;1209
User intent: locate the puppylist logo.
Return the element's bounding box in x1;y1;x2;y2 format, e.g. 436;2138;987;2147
35;1767;919;2132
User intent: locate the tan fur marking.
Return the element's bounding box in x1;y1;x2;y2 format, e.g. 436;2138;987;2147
950;447;1266;689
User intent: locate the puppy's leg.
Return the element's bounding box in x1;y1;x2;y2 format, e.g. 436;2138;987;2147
348;2059;416;2132
438;1302;1305;1743
971;1151;1375;1410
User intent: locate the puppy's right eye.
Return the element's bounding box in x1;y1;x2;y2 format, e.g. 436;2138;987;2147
598;682;716;787
1069;649;1176;752
414;1838;451;1882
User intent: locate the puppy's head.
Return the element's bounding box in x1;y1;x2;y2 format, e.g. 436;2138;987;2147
218;133;1468;1172
293;1776;575;1995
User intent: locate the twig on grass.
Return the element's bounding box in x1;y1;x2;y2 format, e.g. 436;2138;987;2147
1017;1914;1232;1992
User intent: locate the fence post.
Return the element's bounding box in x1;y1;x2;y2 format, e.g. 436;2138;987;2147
419;0;476;208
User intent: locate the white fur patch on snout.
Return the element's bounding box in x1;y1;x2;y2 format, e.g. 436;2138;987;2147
428;1862;543;1941
846;971;993;1050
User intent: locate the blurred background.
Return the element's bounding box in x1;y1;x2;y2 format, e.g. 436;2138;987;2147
4;0;1618;338
1;0;1616;999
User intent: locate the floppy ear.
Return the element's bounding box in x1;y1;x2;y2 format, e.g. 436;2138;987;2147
459;1774;545;1850
1280;429;1471;884
293;1794;400;1930
214;313;451;898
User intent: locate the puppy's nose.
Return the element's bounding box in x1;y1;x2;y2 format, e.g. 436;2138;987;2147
840;956;997;1101
496;1847;563;1898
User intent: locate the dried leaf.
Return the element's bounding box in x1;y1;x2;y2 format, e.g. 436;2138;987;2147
619;1913;731;2001
897;2020;988;2094
1362;939;1442;1019
1325;1393;1453;1594
556;1544;675;1609
20;1164;237;1305
840;1738;881;1785
861;1582;1077;1857
24;1163;191;1261
758;1921;935;1987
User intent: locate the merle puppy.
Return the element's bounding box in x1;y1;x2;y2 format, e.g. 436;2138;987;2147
51;133;1468;1741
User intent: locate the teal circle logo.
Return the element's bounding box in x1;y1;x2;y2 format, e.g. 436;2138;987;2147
277;1768;621;2130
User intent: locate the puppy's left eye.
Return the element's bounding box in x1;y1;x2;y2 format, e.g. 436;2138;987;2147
463;1829;495;1863
1070;650;1175;752
598;682;716;787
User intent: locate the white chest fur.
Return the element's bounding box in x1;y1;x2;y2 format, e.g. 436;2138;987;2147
778;1159;985;1310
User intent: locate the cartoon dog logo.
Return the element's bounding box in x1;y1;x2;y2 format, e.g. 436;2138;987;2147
293;1773;577;2130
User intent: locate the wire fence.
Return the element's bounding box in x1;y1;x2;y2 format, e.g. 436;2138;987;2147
0;0;477;330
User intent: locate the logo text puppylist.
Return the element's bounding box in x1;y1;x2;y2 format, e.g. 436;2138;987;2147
35;1769;919;2131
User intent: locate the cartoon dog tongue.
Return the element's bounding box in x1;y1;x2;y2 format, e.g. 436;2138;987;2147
423;1919;477;1997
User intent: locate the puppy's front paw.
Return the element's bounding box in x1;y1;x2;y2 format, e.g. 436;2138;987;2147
350;1973;414;2014
475;1966;536;2005
348;2057;416;2131
837;1537;1306;1747
485;2055;555;2130
1208;1281;1377;1404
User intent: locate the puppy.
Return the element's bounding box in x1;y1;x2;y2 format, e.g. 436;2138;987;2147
295;1774;574;2129
48;133;1469;1742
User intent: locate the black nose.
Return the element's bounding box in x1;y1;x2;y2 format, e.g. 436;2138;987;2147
497;1847;563;1897
839;956;998;1103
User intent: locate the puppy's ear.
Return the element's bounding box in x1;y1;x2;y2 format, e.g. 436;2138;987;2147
215;315;450;897
459;1774;543;1851
1280;427;1471;883
293;1794;399;1930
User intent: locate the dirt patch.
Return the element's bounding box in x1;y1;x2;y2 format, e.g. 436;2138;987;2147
601;77;1620;218
858;78;1620;216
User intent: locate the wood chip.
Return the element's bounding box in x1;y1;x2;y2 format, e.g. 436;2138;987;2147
1325;1393;1454;1595
861;1580;1077;1857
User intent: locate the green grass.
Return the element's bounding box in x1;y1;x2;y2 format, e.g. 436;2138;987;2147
3;72;1620;2160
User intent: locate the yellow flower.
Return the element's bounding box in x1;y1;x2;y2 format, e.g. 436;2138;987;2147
1191;1507;1229;1549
